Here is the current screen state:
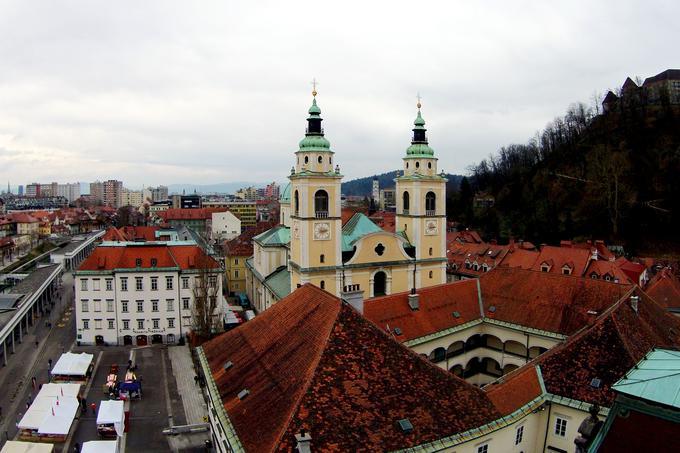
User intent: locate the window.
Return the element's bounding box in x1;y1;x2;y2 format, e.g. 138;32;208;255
121;301;129;313
541;263;551;272
152;300;159;312
150;258;157;267
182;316;192;326
317;155;322;163
93;279;100;291
294;190;299;215
135;258;142;267
106;299;114;312
135;277;143;291
137;319;144;329
314;190;329;217
425;191;436;214
153;319;160;329
166;276;173;290
182;298;190;310
515;425;524;445
562;266;572;275
182;277;189;289
208;275;217;288
234;258;239;265
94;319;102;330
320;254;325;263
166;299;174;311
121;278;128;291
136;300;144;312
81;279;88;291
234;270;239;278
106;279;113;291
151;277;158;291
81;300;89;312
122;320;130;330
477;444;488;453
94;300;102;312
320;280;325;290
107;319;115;329
554;417;567;437
83;319;90;330
403;191;410;213
429;270;433;279
234;283;239;289
168;318;175;328
415;161;420;168
429;247;433;256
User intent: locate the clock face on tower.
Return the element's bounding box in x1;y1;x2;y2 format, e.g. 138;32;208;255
425;219;438;236
313;222;331;240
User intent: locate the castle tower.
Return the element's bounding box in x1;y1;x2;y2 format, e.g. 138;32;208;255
289;88;343;293
395;99;448;288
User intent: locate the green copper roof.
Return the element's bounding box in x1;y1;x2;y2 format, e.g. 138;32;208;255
612;348;680;409
264;266;291;299
253;226;290;247
308;98;321;115
279;182;291;203
406;143;435;156
341;213;383;252
414;110;426;127
298;135;331;151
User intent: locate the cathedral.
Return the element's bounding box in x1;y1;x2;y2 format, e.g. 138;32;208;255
245;90;448;311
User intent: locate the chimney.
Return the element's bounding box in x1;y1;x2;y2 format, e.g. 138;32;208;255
591;248;598;261
341;284;364;314
630;295;639;314
408;292;420;311
295;429;312;453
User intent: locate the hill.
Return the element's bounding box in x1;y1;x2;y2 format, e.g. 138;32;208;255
342;170;463;197
456;98;680;254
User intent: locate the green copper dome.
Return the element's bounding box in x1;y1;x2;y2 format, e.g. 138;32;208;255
279;182;291;203
405;109;434;156
298;96;332;152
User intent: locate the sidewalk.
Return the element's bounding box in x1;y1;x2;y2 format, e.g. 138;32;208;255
167;346;207;425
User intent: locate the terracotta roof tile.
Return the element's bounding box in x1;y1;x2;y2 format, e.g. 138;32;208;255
485;366;543;416
364;280;482;342
531;245;591;275
77;244;218;271
585;260;632;283
202;284;500;452
158;207;227;221
646;269;680;310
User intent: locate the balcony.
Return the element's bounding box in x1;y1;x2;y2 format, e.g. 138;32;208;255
426;210;436;217
315;211;329;219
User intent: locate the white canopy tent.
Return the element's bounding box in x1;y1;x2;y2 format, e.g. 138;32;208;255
81;441;118;453
50;352;93;377
17;383;80;436
0;441;54;453
96;400;125;436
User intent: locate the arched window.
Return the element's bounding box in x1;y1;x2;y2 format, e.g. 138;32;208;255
428;162;432;169
317;155;323;163
429;247;433;256
329;156;332;164
429;270;433;279
314;190;329;217
320;254;325;263
320;280;325;290
425;191;436;214
415;161;420;168
304;156;309;164
294;190;299;215
403;191;410;214
374;271;387;297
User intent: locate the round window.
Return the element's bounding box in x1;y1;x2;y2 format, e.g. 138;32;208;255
374;243;385;256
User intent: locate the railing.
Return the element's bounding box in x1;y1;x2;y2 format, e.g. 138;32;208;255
426;210;436;216
315;211;329;218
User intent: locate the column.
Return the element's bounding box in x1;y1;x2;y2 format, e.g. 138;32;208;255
3;340;6;365
11;332;15;353
18;320;23;343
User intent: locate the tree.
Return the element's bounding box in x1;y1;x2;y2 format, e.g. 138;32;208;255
191;254;221;339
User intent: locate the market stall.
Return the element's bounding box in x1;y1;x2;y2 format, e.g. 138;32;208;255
81;440;118;453
17;383;80;442
0;441;54;453
50;352;94;383
96;400;125;439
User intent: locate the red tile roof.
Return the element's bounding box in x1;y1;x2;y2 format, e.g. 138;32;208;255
447;242;509;276
369;210;396;233
485;365;543;416
223;223;275;257
646;268;680;310
364;280;482;342
531;245;591;275
101;226;160;242
499;248;540;269
536;288;680;406
201;284;500;452
616;258;647;283
10;213;39;224
479;267;633;335
584;260;632;283
77;244;219;271
447;230;483;244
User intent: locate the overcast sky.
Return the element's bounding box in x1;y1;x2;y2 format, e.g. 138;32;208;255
0;0;677;189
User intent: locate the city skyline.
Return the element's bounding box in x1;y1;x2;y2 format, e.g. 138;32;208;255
1;1;678;186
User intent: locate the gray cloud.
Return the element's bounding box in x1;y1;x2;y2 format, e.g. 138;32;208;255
0;0;677;187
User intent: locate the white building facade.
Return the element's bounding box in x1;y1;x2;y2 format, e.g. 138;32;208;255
74;243;225;346
210;211;241;241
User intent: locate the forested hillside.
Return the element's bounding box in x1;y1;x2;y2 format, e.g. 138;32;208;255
450;100;680;253
342;171;462;197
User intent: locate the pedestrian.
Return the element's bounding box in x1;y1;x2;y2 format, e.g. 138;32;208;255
194;375;199;385
31;377;36;390
35;341;39;348
73;442;80;453
90;402;96;415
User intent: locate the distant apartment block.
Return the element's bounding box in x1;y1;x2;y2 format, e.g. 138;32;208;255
90;180;123;207
149;186;169;202
24;182;80;203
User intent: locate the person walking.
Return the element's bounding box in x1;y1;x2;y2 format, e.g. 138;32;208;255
90;402;96;415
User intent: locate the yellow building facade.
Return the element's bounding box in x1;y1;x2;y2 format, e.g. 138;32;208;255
248;92;448;305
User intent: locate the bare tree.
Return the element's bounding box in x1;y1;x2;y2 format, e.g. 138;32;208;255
191;254;221;339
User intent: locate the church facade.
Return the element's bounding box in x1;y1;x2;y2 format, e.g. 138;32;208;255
245;92;447;310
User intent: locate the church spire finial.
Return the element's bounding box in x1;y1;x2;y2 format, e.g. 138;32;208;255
311;78;318;98
416;92;422;110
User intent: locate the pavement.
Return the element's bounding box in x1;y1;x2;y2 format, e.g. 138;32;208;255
0;272;75;448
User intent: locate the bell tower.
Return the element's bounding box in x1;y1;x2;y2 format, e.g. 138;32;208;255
395;98;448;288
289;86;343;293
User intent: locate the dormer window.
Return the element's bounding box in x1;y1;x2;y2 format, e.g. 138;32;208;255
465;260;471;269
473;262;479;271
540;262;551;272
590;273;599;279
151;258;157;267
482;263;489;272
135;258;142;267
562;265;572;275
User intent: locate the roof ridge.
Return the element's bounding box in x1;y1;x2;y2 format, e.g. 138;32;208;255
269;285;343;451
